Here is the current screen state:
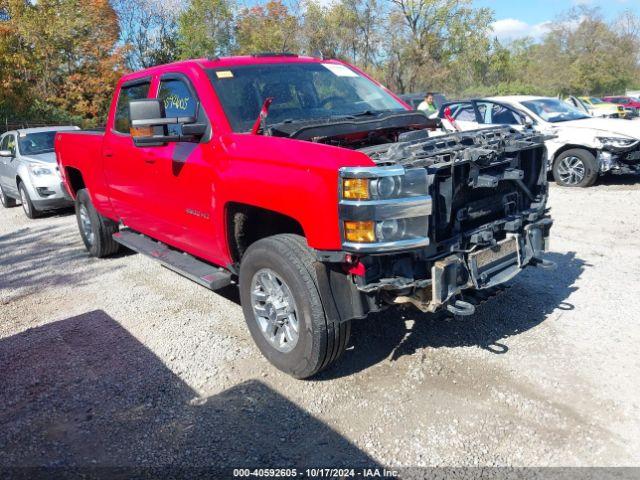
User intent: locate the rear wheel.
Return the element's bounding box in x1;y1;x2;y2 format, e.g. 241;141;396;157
0;185;17;208
75;189;120;257
553;149;599;188
19;182;41;218
239;234;351;379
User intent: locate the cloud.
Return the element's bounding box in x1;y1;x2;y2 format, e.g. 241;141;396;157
490;18;552;42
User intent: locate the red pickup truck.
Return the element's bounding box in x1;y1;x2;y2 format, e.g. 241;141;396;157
55;54;553;378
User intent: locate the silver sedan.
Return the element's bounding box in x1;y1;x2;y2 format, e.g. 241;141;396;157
0;126;78;218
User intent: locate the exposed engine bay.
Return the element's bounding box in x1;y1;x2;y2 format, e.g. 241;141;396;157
358;126;549;244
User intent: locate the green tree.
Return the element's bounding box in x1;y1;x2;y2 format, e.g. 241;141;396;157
177;0;234;59
235;1;299;54
504;7;640;96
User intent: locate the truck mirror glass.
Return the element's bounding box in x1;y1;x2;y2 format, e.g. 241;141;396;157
130;98;165;123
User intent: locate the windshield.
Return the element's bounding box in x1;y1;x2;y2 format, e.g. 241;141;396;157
522;98;590;123
18;131;57;155
207;62;406;132
589;97;605;105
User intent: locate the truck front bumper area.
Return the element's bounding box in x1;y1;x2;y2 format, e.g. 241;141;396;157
314;218;553;323
426;218;553;314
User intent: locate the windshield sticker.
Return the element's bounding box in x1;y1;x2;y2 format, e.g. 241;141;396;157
321;63;359;77
216;70;234;79
164;94;190;111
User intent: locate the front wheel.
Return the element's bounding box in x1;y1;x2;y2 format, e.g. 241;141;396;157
552;149;599;187
75;189;120;257
19;182;41;219
239;234;350;379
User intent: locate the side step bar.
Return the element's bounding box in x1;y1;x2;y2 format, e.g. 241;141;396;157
112;229;233;291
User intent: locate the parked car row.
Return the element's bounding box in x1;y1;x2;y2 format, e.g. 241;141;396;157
563;96;640;119
1;54;555;379
435;96;640;187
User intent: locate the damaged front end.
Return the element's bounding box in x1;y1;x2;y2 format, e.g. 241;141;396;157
596;138;640;175
319;126;554;320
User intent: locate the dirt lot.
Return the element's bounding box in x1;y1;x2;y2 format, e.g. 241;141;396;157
1;176;640;471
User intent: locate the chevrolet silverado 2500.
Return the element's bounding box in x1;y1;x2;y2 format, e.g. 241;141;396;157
55;55;553;378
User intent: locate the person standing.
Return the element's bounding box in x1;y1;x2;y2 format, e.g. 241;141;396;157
418;93;437;115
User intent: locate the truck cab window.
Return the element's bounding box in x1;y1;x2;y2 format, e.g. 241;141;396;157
114;82;151;134
158;78;199;136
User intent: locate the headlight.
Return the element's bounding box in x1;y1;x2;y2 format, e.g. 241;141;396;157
339;166;432;252
597;136;639;150
341;167;428;200
29;165;54;176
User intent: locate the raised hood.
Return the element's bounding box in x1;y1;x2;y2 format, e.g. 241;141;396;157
558;117;640;139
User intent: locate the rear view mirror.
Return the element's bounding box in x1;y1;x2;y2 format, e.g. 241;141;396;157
0;150;13;158
129;99;206;147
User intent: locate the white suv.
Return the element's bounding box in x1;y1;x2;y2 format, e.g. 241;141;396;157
439;96;640;187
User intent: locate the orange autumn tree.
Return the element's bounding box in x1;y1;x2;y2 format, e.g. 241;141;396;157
0;1;32;117
0;0;127;125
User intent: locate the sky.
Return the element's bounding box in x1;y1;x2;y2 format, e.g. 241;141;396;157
475;0;640;42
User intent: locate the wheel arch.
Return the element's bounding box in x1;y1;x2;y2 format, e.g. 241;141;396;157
225;202;306;267
63;167;86;198
552;144;598;164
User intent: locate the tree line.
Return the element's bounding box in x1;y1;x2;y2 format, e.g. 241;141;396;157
1;0;639;127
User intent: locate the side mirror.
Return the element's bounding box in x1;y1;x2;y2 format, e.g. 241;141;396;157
0;150;13;158
129;99;207;147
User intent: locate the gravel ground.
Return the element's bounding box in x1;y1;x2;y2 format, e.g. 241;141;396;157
1;175;640;471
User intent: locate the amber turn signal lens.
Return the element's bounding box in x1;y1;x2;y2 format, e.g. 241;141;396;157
130;126;153;137
344;221;375;243
342;178;370;200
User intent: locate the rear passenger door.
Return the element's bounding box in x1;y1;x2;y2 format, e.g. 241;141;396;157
102;78;153;226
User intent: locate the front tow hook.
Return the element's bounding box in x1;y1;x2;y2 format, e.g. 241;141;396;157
447;300;476;316
531;257;557;270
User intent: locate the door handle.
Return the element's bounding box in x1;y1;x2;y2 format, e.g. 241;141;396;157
103;150;113;158
144;158;156;164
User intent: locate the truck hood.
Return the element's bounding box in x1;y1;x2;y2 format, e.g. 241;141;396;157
551;118;640;140
21;152;57;164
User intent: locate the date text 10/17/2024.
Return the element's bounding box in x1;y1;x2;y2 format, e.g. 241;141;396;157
232;468;400;478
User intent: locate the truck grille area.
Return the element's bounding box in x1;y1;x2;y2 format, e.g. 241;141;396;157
359;127;548;246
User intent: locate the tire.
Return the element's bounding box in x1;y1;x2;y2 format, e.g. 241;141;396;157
18;182;41;218
239;234;351;379
552;149;599;188
75;189;120;258
0;185;17;208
